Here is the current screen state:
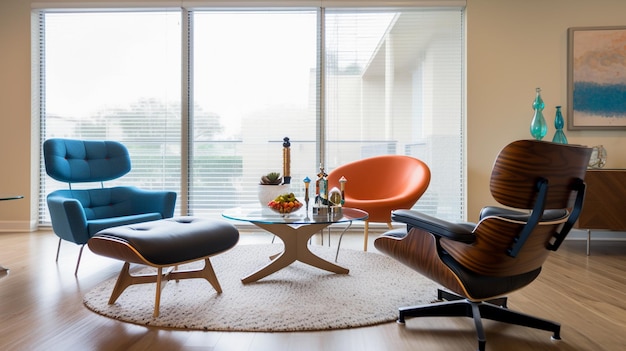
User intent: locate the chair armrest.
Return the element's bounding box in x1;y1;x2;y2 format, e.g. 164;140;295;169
479;206;568;221
391;209;475;243
47;194;90;244
125;187;177;218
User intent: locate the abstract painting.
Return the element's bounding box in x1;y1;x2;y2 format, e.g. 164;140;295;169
567;26;626;130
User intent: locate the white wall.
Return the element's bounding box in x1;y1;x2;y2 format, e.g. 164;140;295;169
0;0;35;231
466;0;626;222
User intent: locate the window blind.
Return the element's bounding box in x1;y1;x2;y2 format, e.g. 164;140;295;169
189;10;319;215
323;8;464;220
37;4;465;224
39;10;182;223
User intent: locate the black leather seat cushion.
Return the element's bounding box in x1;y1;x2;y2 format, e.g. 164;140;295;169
92;217;239;266
441;252;541;300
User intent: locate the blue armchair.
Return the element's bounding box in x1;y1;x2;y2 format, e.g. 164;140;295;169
44;138;177;275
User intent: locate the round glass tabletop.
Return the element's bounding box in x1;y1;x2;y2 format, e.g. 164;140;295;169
0;195;24;201
222;205;368;225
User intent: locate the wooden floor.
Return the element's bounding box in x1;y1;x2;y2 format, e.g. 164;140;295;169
0;228;625;351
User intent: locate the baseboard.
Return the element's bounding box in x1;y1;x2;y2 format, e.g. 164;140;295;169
567;228;626;241
0;220;37;232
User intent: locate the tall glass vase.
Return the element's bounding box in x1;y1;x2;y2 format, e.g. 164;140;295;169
529;88;547;140
552;106;568;144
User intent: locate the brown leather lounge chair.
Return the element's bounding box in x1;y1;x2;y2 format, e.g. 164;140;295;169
374;140;591;351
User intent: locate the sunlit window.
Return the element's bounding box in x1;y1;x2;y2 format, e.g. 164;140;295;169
190;10;318;214
39;11;182;222
38;6;464;223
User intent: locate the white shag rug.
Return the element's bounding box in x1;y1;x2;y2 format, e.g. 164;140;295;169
83;244;439;332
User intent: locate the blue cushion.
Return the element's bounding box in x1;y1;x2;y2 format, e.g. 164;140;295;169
44;138;131;183
47;187;177;244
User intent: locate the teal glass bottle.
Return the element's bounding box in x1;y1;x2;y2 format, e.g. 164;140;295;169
530;88;547;140
552;106;568;144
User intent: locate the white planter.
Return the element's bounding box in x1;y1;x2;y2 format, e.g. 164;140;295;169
257;184;290;206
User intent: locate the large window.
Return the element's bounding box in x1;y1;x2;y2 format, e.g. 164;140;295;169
323;9;464;219
190;10;318;214
38;10;182;221
37;4;465;224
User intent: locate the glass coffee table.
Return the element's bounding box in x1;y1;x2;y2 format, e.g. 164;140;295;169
222;205;368;284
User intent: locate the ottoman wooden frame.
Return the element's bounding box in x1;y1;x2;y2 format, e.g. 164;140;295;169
88;217;239;317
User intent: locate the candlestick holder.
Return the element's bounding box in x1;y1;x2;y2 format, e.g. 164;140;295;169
282;137;291;184
303;176;311;211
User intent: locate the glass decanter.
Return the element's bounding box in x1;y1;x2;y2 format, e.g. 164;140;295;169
552;106;568;144
530;88;547;140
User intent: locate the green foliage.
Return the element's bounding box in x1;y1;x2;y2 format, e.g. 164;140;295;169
260;172;282;185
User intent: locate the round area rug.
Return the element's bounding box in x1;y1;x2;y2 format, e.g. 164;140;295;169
83;244;439;332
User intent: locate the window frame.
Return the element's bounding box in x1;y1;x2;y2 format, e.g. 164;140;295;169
35;2;466;225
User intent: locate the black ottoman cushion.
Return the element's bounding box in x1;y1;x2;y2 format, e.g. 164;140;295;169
91;217;239;266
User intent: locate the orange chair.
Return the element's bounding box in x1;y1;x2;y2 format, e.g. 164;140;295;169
327;155;431;251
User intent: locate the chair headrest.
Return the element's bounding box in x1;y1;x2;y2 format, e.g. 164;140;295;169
43;138;131;183
490;140;591;210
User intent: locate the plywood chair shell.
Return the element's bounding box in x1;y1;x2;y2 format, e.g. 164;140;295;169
373;228;468;298
440;216;565;277
490;140;590;210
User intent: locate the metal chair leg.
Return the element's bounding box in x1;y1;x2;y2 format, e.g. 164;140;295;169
74;245;85;277
55;238;62;262
335;221;353;262
363;221;369;251
587;229;591;256
327;227;331;246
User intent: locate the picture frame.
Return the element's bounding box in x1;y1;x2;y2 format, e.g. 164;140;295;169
567;26;626;130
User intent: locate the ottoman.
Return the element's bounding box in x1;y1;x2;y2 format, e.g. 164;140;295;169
87;216;239;317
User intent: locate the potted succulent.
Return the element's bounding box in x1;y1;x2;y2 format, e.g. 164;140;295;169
260;172;282;185
258;172;290;206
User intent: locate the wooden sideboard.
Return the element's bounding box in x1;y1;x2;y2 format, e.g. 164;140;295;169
575;169;626;255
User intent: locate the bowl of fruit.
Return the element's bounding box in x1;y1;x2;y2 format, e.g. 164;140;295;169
267;192;303;214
